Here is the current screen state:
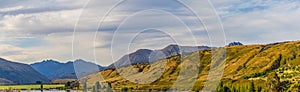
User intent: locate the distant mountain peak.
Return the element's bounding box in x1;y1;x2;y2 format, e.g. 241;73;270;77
0;57;7;61
66;61;73;64
0;58;49;84
228;41;243;46
136;49;152;52
41;59;60;63
74;59;85;62
133;49;153;55
0;58;9;63
168;44;179;47
31;59;105;80
108;44;210;68
164;44;180;49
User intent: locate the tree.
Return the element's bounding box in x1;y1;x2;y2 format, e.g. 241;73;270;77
106;82;113;92
83;81;87;92
217;81;224;92
278;80;290;91
65;82;71;89
36;81;43;91
108;82;112;88
250;81;255;92
92;86;96;92
121;87;128;92
257;86;262;92
267;72;280;92
95;81;101;92
36;81;42;84
223;86;230;92
72;81;80;89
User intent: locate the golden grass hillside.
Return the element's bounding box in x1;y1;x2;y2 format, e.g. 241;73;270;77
81;40;300;91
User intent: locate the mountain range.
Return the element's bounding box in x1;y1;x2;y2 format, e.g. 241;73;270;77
0;58;49;84
0;58;106;84
30;59;105;80
108;44;210;68
1;40;300;91
81;40;300;91
0;44;209;84
2;40;300;91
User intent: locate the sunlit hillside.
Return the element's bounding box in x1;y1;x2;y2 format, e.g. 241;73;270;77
81;40;300;91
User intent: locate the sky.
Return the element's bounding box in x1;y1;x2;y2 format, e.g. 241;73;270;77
1;0;300;65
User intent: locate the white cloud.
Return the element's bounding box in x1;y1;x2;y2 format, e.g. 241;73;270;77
214;0;300;44
0;9;81;35
1;0;300;65
0;6;25;12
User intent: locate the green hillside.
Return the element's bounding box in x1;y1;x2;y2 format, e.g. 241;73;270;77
81;40;300;91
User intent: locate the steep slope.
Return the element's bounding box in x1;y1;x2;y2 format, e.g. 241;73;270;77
160;44;209;55
31;60;75;79
108;45;210;68
0;78;13;85
73;59;106;79
108;49;153;68
81;40;300;91
0;58;49;84
31;59;105;80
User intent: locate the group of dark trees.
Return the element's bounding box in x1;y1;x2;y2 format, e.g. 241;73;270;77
81;81;113;92
217;72;300;92
216;81;262;92
65;81;80;89
242;71;268;79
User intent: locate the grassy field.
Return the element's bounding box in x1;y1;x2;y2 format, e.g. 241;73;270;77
0;84;65;90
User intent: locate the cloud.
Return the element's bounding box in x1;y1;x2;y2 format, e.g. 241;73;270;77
1;0;300;65
0;0;85;15
0;9;81;35
212;0;300;44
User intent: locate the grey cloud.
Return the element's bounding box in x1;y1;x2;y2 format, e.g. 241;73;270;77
213;0;300;44
2;0;300;65
1;51;22;56
0;0;85;15
95;44;111;49
1;6;79;15
212;0;300;17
